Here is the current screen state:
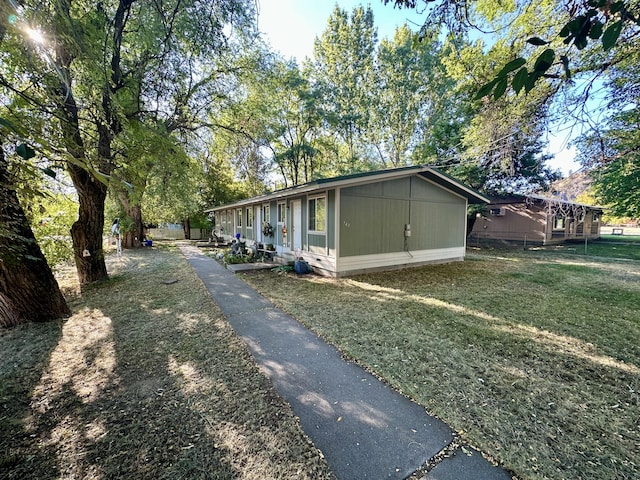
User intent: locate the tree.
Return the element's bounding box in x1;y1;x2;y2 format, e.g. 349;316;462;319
576;46;640;218
372;24;446;167
262;61;324;186
384;0;640;98
0;140;70;327
312;5;378;173
0;9;70;326
428;25;561;194
3;0;258;284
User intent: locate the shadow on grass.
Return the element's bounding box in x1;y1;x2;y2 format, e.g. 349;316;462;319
2;248;331;480
0;320;63;478
240;256;640;480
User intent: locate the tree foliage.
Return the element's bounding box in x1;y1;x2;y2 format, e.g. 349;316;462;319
576;46;640;217
312;5;378;173
2;0;259;283
385;0;640;98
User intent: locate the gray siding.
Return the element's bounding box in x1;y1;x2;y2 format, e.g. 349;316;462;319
340;177;465;257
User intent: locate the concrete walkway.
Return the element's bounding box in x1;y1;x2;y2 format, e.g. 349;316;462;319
180;245;513;480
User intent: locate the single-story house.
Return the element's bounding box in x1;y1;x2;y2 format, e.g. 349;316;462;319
206;165;489;277
469;194;603;246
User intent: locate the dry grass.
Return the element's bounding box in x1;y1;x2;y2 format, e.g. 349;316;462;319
0;245;334;480
241;248;640;480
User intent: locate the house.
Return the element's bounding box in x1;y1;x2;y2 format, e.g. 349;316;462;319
469;194;603;246
206;165;489;277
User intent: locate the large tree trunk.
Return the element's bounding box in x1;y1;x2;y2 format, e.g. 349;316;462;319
68;164;109;284
57;90;109;284
116;188;144;248
183;217;191;240
0;145;70;327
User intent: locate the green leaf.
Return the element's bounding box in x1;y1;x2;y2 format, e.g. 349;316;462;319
512;67;528;94
526;37;549;46
493;77;508;100
525;71;543;93
602;21;623;51
0;117;17;132
589;20;604;40
575;36;589;50
498;57;526;77
533;48;555;72
560;55;571;79
560;17;582;38
610;1;625;14
16;144;36;160
475;78;498;99
41;167;57;178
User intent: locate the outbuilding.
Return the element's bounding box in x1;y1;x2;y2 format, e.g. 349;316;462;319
469;194;603;246
206;165;489;277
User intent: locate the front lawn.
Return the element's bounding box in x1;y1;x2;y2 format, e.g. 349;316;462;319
0;246;334;480
241;248;640;480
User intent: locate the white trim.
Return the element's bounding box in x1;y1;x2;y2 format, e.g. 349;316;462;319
335;188;341;260
307;194;327;234
291;199;302;251
337;247;465;274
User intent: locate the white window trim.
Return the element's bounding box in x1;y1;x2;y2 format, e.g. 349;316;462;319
277;202;286;225
308;195;327;234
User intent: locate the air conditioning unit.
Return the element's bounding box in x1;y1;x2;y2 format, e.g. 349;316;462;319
490;207;506;217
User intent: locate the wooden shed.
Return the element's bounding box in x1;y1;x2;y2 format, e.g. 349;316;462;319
469;194;603;246
206;165;489;277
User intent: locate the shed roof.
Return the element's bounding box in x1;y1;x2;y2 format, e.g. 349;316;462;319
206;165;490;212
487;193;604;211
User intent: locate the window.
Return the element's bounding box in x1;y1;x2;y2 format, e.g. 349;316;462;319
277;202;286;224
308;196;326;232
262;205;270;224
553;215;565;230
593;212;601;222
246;207;253;228
236;209;242;227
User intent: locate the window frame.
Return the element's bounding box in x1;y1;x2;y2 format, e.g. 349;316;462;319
236;208;242;230
308;195;327;233
553;215;565;230
246;207;253;228
277;202;286;225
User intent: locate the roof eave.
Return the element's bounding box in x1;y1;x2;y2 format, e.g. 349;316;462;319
206;165;490;211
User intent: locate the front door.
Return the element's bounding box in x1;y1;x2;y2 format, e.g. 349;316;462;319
292;200;302;252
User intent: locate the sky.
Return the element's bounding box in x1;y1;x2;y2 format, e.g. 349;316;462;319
256;0;581;176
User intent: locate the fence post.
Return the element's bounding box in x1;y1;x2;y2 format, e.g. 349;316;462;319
584;236;588;255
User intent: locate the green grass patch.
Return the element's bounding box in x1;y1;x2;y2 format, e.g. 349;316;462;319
241;249;640;480
0;246;333;480
530;238;640;260
600;234;640;243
